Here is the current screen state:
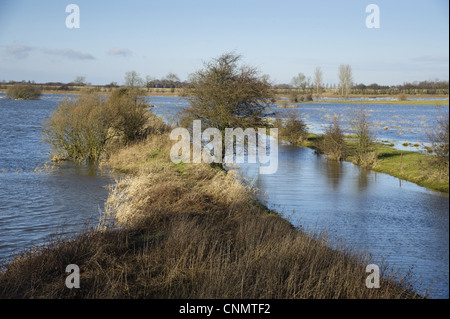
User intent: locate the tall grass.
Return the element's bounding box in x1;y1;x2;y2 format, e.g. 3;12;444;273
0;133;425;298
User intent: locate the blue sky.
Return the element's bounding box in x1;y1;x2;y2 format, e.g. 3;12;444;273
0;0;448;85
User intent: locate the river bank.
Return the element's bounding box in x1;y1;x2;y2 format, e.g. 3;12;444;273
0;122;423;298
274;98;449;107
297;134;449;193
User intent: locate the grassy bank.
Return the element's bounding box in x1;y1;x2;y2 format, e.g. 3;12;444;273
371;147;449;193
298;134;449;193
0;124;424;298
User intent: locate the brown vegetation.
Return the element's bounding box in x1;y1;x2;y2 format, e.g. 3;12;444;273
42;89;152;163
275;110;309;145
0;130;424;298
317;115;348;161
6;83;42;100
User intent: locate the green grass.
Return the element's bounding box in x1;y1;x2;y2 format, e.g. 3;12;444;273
293;134;449;193
308;99;449;106
371;147;449;193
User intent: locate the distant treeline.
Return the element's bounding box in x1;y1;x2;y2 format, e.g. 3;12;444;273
0;79;189;91
274;80;449;95
1;79;448;95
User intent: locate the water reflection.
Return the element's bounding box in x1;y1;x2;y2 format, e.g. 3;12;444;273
235;143;449;298
0;96;115;264
323;160;342;190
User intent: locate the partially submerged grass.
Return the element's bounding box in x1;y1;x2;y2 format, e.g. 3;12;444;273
371;147;449;193
0;132;425;299
302;134;449;193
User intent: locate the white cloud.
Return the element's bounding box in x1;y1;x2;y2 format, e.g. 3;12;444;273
107;47;133;57
5;45;34;59
45;48;95;60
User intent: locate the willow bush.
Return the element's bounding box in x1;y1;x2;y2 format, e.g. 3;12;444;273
318;115;348;161
42;89;150;163
108;88;149;144
42;95;112;162
427;111;449;171
275;110;308;145
349;106;377;168
6;83;42;100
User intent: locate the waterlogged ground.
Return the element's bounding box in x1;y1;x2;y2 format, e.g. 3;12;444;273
0;94;448;298
148;96;449;151
149;96;449;298
0;94;115;264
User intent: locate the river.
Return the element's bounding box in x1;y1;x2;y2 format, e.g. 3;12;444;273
0;94;115;264
149;96;449;298
0;94;448;298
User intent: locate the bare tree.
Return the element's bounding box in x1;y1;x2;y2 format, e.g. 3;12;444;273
124;70;143;88
181;52;274;162
314;67;323;95
73;76;87;86
291;73;307;93
338;64;353;97
165;72;180;91
145;75;155;91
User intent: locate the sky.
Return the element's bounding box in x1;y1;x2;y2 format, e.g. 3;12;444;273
0;0;448;86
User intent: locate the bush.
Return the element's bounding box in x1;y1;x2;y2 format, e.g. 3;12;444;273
318;115;348;161
427;112;449;170
6;83;42;100
276;110;308;145
397;93;408;101
42;95;112;162
349;106;377;168
108;88;150;144
42;89;152;163
289;90;299;103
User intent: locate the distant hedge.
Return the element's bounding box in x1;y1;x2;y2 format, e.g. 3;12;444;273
6;84;42;100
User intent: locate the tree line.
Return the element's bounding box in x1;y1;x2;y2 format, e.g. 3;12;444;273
1;67;448;96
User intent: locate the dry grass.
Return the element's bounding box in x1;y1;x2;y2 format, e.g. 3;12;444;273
0;132;425;299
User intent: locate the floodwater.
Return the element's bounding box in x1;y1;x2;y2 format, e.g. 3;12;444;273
0;94;448;298
150;96;449;298
0;94;115;264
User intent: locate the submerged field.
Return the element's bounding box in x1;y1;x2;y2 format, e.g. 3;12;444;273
0;94;447;298
0;127;424;298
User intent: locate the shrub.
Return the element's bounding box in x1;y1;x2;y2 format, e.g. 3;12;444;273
427;112;449;170
6;83;42;100
42;89;152;163
42;95;112;162
108;88;150;144
181;52;273;157
397;93;408;101
349;106;377;168
318;115;348;161
289;90;299;103
276;110;308;145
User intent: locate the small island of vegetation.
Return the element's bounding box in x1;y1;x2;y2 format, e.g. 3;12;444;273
5;83;42;100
